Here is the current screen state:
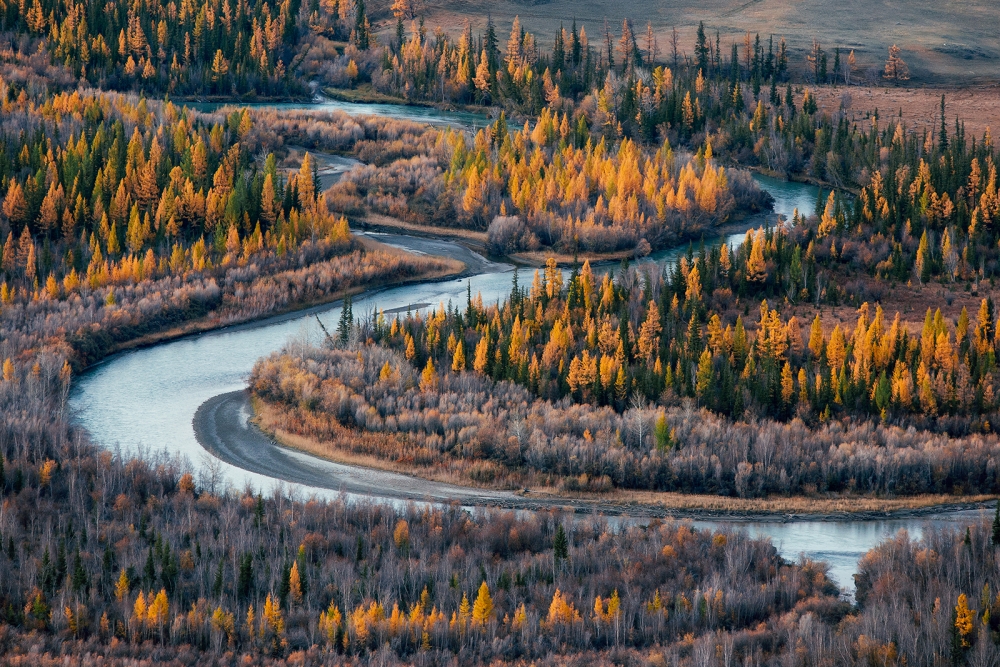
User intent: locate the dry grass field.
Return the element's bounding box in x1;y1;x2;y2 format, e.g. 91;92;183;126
807;85;1000;138
368;0;1000;86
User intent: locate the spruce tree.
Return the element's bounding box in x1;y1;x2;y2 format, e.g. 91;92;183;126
338;296;353;343
354;0;369;50
695;21;708;74
72;549;88;593
553;524;568;562
144;547;156;587
992;503;1000;546
237;553;254;601
553;24;565;71
213;559;224;597
484;14;499;70
939;95;948;149
279;562;291;608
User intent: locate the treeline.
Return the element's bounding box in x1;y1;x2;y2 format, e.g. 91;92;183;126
837;517;1000;667
317;14;916;191
336;12;1000;286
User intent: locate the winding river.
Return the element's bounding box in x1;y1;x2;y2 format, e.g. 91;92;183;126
69;100;987;596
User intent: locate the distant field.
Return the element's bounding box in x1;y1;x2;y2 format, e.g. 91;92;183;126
809;85;1000;138
369;0;1000;85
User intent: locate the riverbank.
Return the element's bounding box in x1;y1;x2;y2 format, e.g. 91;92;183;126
359;211;783;269
82;236;465;370
359;213;644;267
243;392;995;521
322;85;498;119
360;213;488;249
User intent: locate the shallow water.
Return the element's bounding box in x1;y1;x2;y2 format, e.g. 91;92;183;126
70;98;944;595
695;510;986;596
191;95;492;130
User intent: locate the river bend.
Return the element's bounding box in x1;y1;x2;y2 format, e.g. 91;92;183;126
69;100;981;595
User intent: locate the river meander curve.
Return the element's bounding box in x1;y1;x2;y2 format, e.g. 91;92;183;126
69;99;986;595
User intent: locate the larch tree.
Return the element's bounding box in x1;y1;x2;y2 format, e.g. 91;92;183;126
883;44;909;82
471;581;493;627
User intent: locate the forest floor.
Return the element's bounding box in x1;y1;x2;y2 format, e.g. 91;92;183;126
244;395;995;520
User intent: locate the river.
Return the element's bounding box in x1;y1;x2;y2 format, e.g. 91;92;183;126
194;95;494;130
69;100;978;597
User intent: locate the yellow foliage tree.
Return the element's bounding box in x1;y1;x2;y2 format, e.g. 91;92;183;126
745;229;767;282
115;569;130;602
318;600;342;644
547;589;581;625
472;581;493;627
289;562;303;605
419;358;438;392
955;593;975;649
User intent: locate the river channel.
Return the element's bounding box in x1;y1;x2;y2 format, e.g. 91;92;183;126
69;99;984;596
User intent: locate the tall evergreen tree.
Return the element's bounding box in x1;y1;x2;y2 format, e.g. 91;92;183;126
695;21;709;74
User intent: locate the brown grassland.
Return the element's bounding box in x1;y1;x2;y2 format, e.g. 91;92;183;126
808;85;1000;138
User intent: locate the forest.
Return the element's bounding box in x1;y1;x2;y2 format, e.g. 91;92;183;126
328;112;771;255
4;410;1000;666
0;0;998;662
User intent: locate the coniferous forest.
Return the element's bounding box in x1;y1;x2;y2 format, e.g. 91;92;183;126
0;0;999;664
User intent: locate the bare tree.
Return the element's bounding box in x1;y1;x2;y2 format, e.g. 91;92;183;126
670;26;679;69
645;22;658;67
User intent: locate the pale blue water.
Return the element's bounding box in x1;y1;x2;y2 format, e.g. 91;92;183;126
191;95;492;130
